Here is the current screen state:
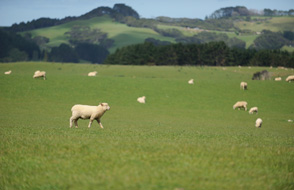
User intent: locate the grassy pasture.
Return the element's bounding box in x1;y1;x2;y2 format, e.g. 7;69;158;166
0;62;294;189
234;17;294;33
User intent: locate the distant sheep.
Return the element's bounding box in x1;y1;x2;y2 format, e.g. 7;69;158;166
137;96;146;104
286;75;294;82
33;70;46;80
249;107;258;114
88;71;97;76
240;82;247;90
4;70;11;75
233;101;248;111
255;118;262;128
275;77;282;81
70;103;110;128
188;79;194;84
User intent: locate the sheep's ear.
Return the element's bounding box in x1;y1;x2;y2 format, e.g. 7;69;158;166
100;103;104;106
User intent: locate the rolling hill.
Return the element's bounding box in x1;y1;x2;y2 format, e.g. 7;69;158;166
1;4;293;64
18;6;294;53
27;16;175;53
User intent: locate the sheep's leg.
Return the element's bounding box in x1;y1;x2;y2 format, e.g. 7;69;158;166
69;116;77;128
97;119;104;129
88;119;94;128
69;117;73;128
74;119;78;128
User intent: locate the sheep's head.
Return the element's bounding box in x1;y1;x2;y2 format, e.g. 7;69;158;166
100;103;110;111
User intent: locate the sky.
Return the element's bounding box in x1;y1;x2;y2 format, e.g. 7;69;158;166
0;0;293;26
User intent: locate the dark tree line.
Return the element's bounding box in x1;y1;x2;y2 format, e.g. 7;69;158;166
0;29;109;63
47;43;109;63
264;9;294;16
0;29;40;62
1;26;293;66
208;6;250;19
104;41;294;68
209;7;294;19
250;30;294;50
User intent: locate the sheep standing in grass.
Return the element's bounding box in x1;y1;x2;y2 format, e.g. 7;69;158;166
188;79;194;84
233;101;248;111
249;107;258;114
4;70;11;75
88;71;97;76
275;77;282;81
33;70;46;80
240;82;247;90
70;103;110;128
255;118;262;128
137;96;146;104
286;75;294;82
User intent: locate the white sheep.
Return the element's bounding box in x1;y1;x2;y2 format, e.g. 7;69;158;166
188;79;194;84
275;77;282;81
4;70;11;75
233;101;248;111
255;118;262;128
137;96;146;104
240;82;247;90
285;75;294;82
88;71;97;76
33;70;46;80
249;107;258;114
70;103;110;128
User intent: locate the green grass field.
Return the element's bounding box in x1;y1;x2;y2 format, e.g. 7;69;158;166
1;62;294;189
234;17;294;33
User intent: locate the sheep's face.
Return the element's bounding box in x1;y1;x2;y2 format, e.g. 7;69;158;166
100;103;110;111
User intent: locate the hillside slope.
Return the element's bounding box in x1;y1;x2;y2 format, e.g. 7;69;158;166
28;16;175;53
25;15;294;53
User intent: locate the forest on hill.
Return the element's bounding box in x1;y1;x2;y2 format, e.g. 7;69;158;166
0;4;293;67
105;41;294;68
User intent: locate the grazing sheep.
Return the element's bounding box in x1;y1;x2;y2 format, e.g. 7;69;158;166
275;77;282;81
249;107;258;114
137;96;146;104
286;75;294;82
233;101;248;111
255;118;262;128
240;82;247;90
188;79;194;84
88;71;97;76
33;70;46;80
4;70;11;75
70;103;110;128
